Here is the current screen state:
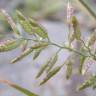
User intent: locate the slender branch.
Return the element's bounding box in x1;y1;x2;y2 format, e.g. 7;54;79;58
21;37;90;57
80;39;94;57
20;37;43;42
76;0;96;21
49;42;89;57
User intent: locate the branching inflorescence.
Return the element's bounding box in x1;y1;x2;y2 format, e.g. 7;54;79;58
0;0;95;95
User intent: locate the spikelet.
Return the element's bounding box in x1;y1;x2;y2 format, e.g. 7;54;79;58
0;9;20;35
9;83;38;96
0;79;38;96
40;65;62;85
87;31;96;46
29;18;38;27
12;42;48;66
78;75;96;90
47;54;58;72
33;47;44;60
66;60;73;79
11;47;33;63
79;56;86;74
31;42;48;49
0;39;23;52
16;10;33;35
36;57;52;78
29;18;48;39
71;16;81;40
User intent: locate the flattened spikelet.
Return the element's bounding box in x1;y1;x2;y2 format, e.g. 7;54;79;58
1;9;20;35
79;56;86;74
36;58;51;78
0;39;23;52
16;10;33;34
47;54;58;72
40;66;62;85
71;16;81;40
29;18;48;38
0;79;38;96
31;42;48;49
78;76;96;90
33;48;44;60
11;47;33;63
66;60;73;79
88;31;96;46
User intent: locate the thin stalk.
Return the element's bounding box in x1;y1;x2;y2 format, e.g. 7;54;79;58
76;0;96;20
80;39;94;57
21;37;90;57
49;42;89;57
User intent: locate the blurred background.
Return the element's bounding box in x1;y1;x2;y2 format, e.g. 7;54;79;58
0;0;96;96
